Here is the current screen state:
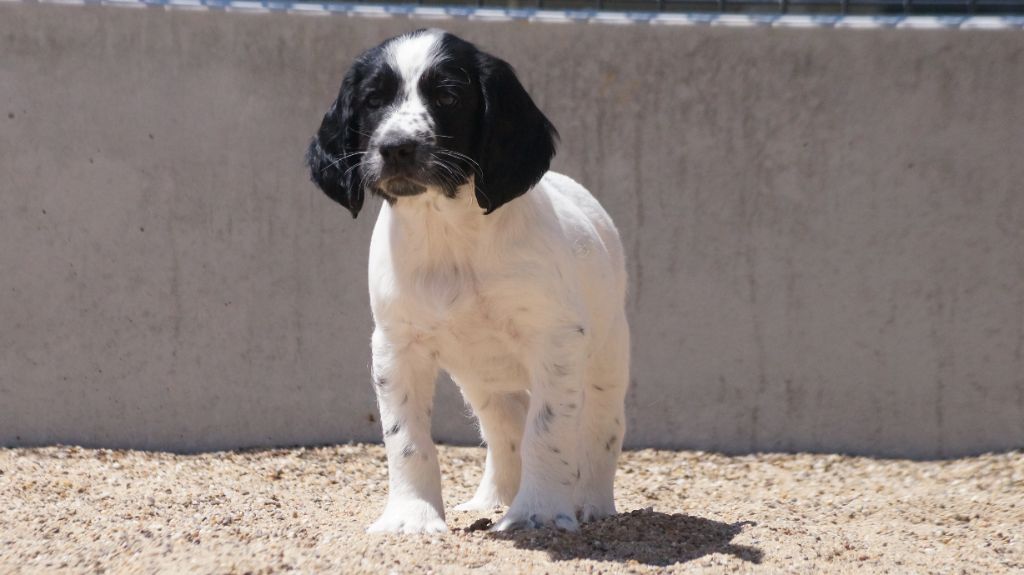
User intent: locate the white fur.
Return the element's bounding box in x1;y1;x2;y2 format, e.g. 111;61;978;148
366;172;630;534
374;32;440;146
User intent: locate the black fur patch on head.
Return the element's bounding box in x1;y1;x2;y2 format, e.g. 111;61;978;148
306;58;374;218
470;43;558;213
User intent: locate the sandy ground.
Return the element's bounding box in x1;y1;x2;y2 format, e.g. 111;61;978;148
1;444;1021;574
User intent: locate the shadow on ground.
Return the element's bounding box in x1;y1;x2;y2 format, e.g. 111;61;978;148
483;508;763;566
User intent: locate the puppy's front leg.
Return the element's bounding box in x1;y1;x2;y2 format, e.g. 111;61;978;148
493;326;586;532
366;329;446;534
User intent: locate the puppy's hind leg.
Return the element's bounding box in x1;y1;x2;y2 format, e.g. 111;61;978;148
454;388;528;511
577;312;629;523
492;326;588;532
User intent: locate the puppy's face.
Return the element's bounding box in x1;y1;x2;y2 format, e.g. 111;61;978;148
306;30;558;218
353;32;482;201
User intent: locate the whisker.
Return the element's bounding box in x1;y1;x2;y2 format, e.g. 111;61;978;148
321;150;367;174
429;155;465;196
430;158;456;185
348;127;374;139
342;160;363;180
434;149;481;172
357;170;371;197
475;183;492;209
435;155;467;179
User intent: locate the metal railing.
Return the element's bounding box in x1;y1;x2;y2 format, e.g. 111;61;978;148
361;0;1024;13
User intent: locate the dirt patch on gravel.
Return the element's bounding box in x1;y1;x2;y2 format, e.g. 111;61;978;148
1;444;1021;574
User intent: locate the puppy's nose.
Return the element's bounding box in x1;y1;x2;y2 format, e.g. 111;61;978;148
379;139;418;168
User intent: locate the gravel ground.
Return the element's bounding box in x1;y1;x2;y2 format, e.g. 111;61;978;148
1;444;1021;574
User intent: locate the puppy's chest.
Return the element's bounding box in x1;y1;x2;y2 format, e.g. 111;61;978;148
396;265;533;374
401;266;513;334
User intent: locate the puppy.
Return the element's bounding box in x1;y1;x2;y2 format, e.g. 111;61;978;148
306;29;629;533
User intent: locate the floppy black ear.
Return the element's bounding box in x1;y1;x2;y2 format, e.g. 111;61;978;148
474;53;558;214
306;66;364;218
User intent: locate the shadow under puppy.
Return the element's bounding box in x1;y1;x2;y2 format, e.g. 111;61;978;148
306;29;630;534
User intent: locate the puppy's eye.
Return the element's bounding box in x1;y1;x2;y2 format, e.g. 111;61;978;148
435;92;458;108
367;94;385;109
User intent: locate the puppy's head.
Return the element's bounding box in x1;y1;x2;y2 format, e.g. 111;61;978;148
306;29;558;218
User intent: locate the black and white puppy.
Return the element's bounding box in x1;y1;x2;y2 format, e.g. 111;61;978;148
306;29;629;533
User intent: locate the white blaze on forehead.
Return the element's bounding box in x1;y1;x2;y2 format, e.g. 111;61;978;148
374;31;443;142
385;31;444;97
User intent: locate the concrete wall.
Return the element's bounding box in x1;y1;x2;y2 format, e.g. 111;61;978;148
1;3;1022;457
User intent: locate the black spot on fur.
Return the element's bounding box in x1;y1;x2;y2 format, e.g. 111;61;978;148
605;434;618;452
593;385;605;392
384;422;402;437
535;402;556;433
549;445;561;454
576;326;586;335
509;441;516;453
402;444;416;458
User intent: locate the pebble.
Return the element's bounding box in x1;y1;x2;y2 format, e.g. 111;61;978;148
0;444;1020;574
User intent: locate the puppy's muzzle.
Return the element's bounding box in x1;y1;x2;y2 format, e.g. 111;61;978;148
374;136;430;197
379;138;419;171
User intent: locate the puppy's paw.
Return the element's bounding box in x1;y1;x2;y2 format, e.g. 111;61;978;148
491;506;579;532
454;494;504;512
367;500;448;534
578;501;616;523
